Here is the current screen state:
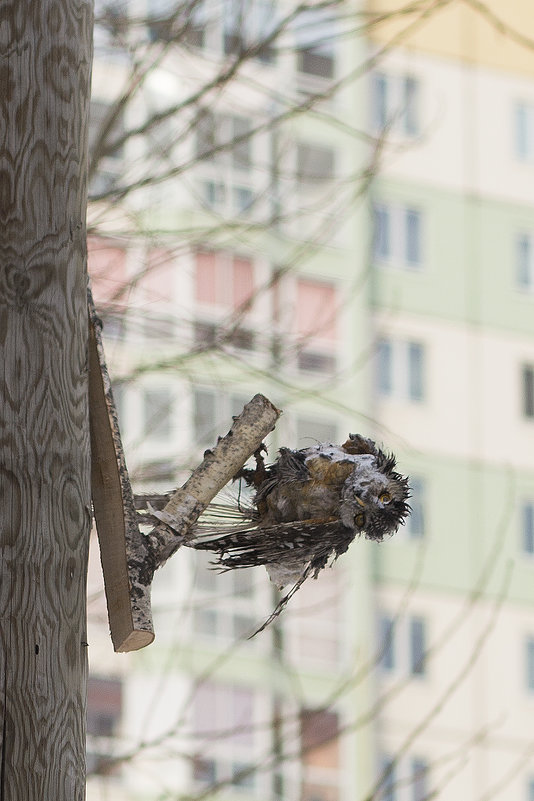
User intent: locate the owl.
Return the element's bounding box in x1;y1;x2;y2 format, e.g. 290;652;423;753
192;434;410;612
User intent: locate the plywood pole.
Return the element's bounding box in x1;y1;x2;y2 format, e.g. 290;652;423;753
0;1;93;797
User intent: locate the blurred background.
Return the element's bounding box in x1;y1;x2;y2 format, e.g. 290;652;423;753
85;1;534;799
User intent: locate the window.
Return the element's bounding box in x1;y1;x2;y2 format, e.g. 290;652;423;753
193;389;250;449
193;758;216;785
194;250;255;309
195;113;256;216
378;613;427;678
376;338;393;396
194;250;256;350
88;99;124;196
380;756;396;801
373;203;424;270
146;0;178;41
87;676;122;738
234;186;254;213
403;76;420;136
138;248;177;341
146;0;207;45
87;675;122;776
192;682;258;791
301;709;340;801
526;637;534;691
376;338;426;402
405;209;422;265
408;343;424;401
522;502;534;554
404;476;425;539
411;758;429;801
374;204;391;261
371;72;421;137
379;614;395;671
196;112;252;170
290;566;344;666
295;7;336;79
223;0;277;62
193;388;217;446
522;365;534;418
515;102;534;162
94;1;129;57
87;237;128;307
296;279;338;374
376;339;393;395
372;72;389;131
297;351;336;372
528;776;534;801
517;233;534;289
409;616;426;677
142;387;173;441
142;312;176;341
378;755;430;801
183;0;206;47
296;143;335;185
301;709;339;760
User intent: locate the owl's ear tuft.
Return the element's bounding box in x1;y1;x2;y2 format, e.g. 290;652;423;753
341;434;377;455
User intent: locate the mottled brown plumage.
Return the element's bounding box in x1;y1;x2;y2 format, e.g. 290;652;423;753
192;435;410;608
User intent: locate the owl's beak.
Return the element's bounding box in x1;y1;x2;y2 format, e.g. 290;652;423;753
354;496;366;508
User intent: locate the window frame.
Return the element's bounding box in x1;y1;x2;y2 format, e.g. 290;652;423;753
515;101;534;162
373;202;425;271
191;681;263;793
371;70;421;138
377;612;428;680
376;338;427;403
516;232;534;290
379;614;396;672
522;364;534;419
526;636;534;692
294;6;337;81
521;501;534;555
409;616;427;677
195;111;259;217
296;141;336;187
411;757;429;801
402;475;426;540
142;386;174;443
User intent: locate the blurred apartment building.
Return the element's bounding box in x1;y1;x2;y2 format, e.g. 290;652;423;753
86;1;534;800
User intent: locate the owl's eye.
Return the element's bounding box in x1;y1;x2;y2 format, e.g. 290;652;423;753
379;492;392;504
355;513;365;527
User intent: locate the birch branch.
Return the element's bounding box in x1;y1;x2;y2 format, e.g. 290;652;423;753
145;393;281;571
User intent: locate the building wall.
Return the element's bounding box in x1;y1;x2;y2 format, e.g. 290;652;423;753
367;2;534;799
87;1;534;799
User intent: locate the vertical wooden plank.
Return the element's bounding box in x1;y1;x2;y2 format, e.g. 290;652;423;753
0;1;93;797
88;303;155;652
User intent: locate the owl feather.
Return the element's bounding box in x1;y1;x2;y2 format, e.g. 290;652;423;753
139;435;410;633
191;435;410;623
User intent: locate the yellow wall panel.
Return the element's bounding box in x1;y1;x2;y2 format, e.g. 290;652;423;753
368;0;534;76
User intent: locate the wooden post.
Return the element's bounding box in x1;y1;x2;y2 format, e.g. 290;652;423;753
0;1;93;797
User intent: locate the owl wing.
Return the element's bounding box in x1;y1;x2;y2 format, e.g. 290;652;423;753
191;517;355;571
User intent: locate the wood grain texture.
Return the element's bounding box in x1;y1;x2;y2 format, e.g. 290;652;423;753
0;1;93;798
